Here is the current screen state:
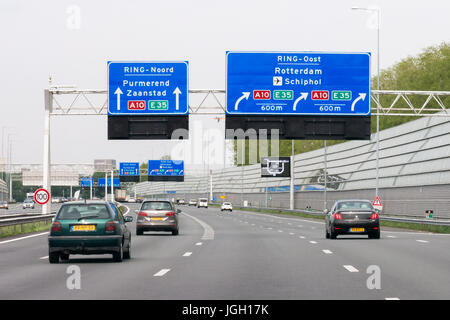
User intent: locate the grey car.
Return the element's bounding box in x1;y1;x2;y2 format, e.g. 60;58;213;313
325;199;380;239
136;200;180;236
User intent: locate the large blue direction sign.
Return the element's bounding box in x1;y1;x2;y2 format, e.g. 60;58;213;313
226;52;370;116
148;160;184;176
98;178;121;187
119;162;140;176
108;61;189;115
80;178;93;187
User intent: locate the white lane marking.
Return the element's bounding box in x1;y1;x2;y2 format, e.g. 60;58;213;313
195;242;202;246
309;241;318;244
278;230;283;233
251;223;255;226
386;235;396;238
267;227;273;230
0;232;49;245
122;204;130;216
289;232;295;235
298;225;303;228
288;223;292;225
181;212;215;240
416;240;429;243
322;250;332;254
343;265;359;273
183;252;192;257
299;236;305;239
385;297;400;300
40;255;49;260
153;269;171;277
382;230;450;236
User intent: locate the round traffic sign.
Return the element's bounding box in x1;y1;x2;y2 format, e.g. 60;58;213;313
34;188;50;205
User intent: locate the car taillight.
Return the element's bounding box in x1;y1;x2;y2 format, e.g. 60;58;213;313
165;212;175;217
334;213;343;220
51;221;62;232
138;211;147;217
105;221;116;232
370;213;379;220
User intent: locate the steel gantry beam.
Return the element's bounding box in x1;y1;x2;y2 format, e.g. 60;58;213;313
41;87;450;214
47;87;449;116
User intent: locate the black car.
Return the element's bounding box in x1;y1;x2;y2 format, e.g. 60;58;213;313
325;200;380;239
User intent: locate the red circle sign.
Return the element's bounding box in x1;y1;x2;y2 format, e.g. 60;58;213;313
34;188;50;205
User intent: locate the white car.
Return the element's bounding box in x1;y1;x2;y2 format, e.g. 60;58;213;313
197;198;208;208
221;202;233;212
128;198;136;203
188;199;197;206
23;199;35;209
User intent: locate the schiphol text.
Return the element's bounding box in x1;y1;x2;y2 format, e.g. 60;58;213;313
284;78;322;86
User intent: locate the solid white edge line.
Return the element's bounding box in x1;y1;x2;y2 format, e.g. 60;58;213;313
416;240;429;243
0;232;49;245
322;250;332;254
181;212;215;240
309;241;318;244
385;297;400;300
183;252;192;257
195;242;202;246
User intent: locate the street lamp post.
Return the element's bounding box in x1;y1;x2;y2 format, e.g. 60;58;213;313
352;6;381;198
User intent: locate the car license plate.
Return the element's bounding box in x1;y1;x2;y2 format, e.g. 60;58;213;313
71;225;96;231
350;228;365;232
151;217;163;221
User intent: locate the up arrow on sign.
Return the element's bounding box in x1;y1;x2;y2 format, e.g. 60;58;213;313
114;87;123;111
173;87;181;110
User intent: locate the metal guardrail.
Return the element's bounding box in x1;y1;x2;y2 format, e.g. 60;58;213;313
216;204;450;226
0;213;56;228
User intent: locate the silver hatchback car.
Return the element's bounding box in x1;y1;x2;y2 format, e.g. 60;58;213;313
136;200;180;236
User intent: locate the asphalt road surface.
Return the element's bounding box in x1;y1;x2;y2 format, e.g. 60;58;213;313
0;204;449;300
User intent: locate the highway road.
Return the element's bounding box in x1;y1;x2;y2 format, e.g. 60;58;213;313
0;204;449;300
0;203;63;216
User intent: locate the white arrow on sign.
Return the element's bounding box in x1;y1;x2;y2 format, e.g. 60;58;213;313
293;92;308;111
234;92;250;110
114;87;123;111
351;93;367;111
173;87;181;110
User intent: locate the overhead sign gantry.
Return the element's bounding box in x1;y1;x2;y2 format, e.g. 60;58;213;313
225;51;371;140
119;162;140;182
107;61;189;139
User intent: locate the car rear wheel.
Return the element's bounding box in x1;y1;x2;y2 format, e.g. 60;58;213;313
60;253;70;261
325;227;330;239
330;229;337;239
49;252;59;264
172;229;179;236
369;230;380;239
113;244;123;262
136;229;143;236
123;244;131;259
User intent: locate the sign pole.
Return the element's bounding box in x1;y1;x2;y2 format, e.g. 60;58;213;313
90;175;93;200
289;140;294;210
111;169;114;202
324;140;328;210
104;172;107;201
42;89;52;214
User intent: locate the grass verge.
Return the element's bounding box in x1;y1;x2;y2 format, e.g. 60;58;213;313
210;204;450;234
0;221;52;239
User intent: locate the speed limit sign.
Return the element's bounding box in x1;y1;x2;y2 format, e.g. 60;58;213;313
34;188;50;205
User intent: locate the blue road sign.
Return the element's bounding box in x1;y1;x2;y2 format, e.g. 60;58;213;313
148;160;184;176
80;178;93;187
119;162;140;176
226;52;370;116
98;178;121;187
108;61;189;115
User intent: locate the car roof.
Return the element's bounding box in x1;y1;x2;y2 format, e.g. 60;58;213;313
335;199;372;203
63;200;110;205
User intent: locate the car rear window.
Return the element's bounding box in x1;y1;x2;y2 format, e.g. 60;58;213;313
57;204;112;220
141;201;173;211
337;201;373;210
223;202;231;205
199;199;208;202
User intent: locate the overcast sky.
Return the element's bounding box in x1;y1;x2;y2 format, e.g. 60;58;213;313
0;0;448;171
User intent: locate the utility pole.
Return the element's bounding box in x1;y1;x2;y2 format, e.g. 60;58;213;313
104;172;107;201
